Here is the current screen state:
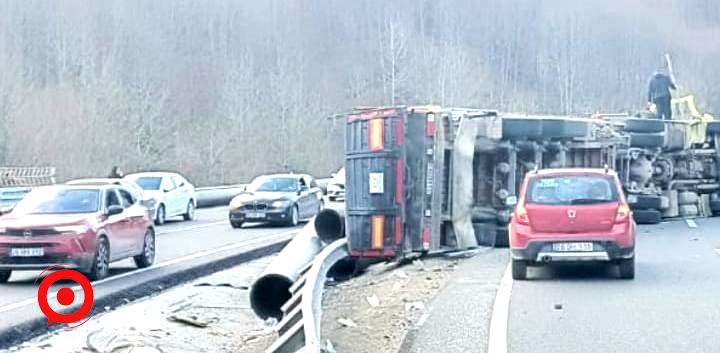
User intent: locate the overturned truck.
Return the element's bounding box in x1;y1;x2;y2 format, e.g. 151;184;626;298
341;96;719;259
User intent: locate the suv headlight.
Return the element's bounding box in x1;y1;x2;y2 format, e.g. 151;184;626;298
230;198;245;210
54;225;89;234
272;200;292;209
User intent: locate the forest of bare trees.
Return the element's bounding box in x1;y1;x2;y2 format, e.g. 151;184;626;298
0;0;718;185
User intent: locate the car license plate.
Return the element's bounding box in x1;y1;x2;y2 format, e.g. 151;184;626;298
10;248;44;257
552;242;593;252
247;212;266;219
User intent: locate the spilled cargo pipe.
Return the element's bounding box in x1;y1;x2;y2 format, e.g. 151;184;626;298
250;209;351;320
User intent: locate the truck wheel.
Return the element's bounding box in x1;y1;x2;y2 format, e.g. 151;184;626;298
632;209;661;224
618;257;635;279
630;133;664;148
624;118;665;133
678;191;699;205
512;259;527;280
679;204;699;217
502;118;543;139
707;121;720;135
628;195;661;210
710;200;720;212
494;228;509;248
541;119;589;138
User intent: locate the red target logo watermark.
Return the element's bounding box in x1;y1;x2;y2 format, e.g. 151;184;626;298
36;265;95;329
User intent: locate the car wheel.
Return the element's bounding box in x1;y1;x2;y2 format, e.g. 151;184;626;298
618;257;635;279
288;205;299;227
155;205;166;226
0;270;10;283
133;229;155;269
511;259;527;280
629;133;665;148
183;201;195;221
230;220;243;229
632;209;662;224
87;237;110;281
624;118;665;133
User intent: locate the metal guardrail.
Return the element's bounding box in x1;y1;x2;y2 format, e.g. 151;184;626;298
265;238;349;353
0;167;56;187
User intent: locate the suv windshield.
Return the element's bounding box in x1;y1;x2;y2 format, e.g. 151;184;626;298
133;177;163;191
249;177;298;192
527;175;618;205
13;188;100;214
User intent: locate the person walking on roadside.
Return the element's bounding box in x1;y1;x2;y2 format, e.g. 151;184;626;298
109;166;124;178
647;69;677;120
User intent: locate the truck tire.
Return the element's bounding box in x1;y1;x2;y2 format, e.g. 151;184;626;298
542;119;589;138
662;190;679;218
624;118;665;133
494;228;509;248
635;111;658;119
632;209;661;224
627;194;661;210
678;191;699;205
710;200;720;215
502;118;543;139
679;204;699;217
512;259;527;280
630;133;664;148
659;196;670;210
707;121;720;135
663;127;686;151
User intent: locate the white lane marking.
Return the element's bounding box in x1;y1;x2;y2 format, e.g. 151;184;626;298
488;263;513;353
156;221;227;235
686;219;698;228
416;312;430;328
0;229;298;314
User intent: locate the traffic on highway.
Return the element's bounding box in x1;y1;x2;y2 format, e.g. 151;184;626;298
2;2;720;353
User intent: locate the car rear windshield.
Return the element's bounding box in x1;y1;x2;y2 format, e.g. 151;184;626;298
250;177;298;192
134;177;163;190
13;189;100;214
527;175;618;205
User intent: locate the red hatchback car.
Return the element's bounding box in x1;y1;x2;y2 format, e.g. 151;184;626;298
0;185;156;282
509;168;635;280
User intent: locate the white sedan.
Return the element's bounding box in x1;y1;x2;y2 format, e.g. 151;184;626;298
124;172;196;225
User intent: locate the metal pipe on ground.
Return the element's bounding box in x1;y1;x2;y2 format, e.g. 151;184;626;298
250;223;322;320
314;208;345;243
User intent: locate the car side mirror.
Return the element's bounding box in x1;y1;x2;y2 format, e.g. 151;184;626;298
505;196;518;207
178;182;185;187
107;205;124;216
0;206;13;215
331;173;337;178
163;188;171;193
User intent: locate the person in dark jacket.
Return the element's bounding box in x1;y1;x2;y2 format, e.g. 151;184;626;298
648;70;677;120
109;166;124;178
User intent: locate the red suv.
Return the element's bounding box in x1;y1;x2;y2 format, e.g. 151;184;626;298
509;168;635;280
0;185;156;282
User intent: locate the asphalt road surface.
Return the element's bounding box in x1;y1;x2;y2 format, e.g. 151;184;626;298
0;202;338;308
508;218;720;353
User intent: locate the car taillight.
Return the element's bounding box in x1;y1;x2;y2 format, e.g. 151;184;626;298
616;204;630;223
514;205;529;225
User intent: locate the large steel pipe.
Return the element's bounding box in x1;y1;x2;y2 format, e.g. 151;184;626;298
250;223;322;320
314;208;345;243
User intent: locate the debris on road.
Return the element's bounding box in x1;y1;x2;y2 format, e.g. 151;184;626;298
393;270;409;279
405;302;426;312
337;318;358;328
366;295;380;307
167;315;209;328
554;304;564;311
686;219;698;228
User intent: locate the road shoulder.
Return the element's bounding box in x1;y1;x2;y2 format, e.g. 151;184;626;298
400;249;509;353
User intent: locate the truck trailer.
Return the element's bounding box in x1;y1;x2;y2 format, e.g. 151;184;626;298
341;96;719;259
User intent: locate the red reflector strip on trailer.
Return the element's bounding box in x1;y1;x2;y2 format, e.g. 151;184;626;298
371;215;384;249
426;113;436;137
422;225;431;250
395;118;404;146
369;118;384;151
395;160;403;204
395;217;403;246
350;250;396;258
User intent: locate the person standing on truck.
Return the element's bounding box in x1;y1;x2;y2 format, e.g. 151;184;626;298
108;166;124;178
647;69;677;120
